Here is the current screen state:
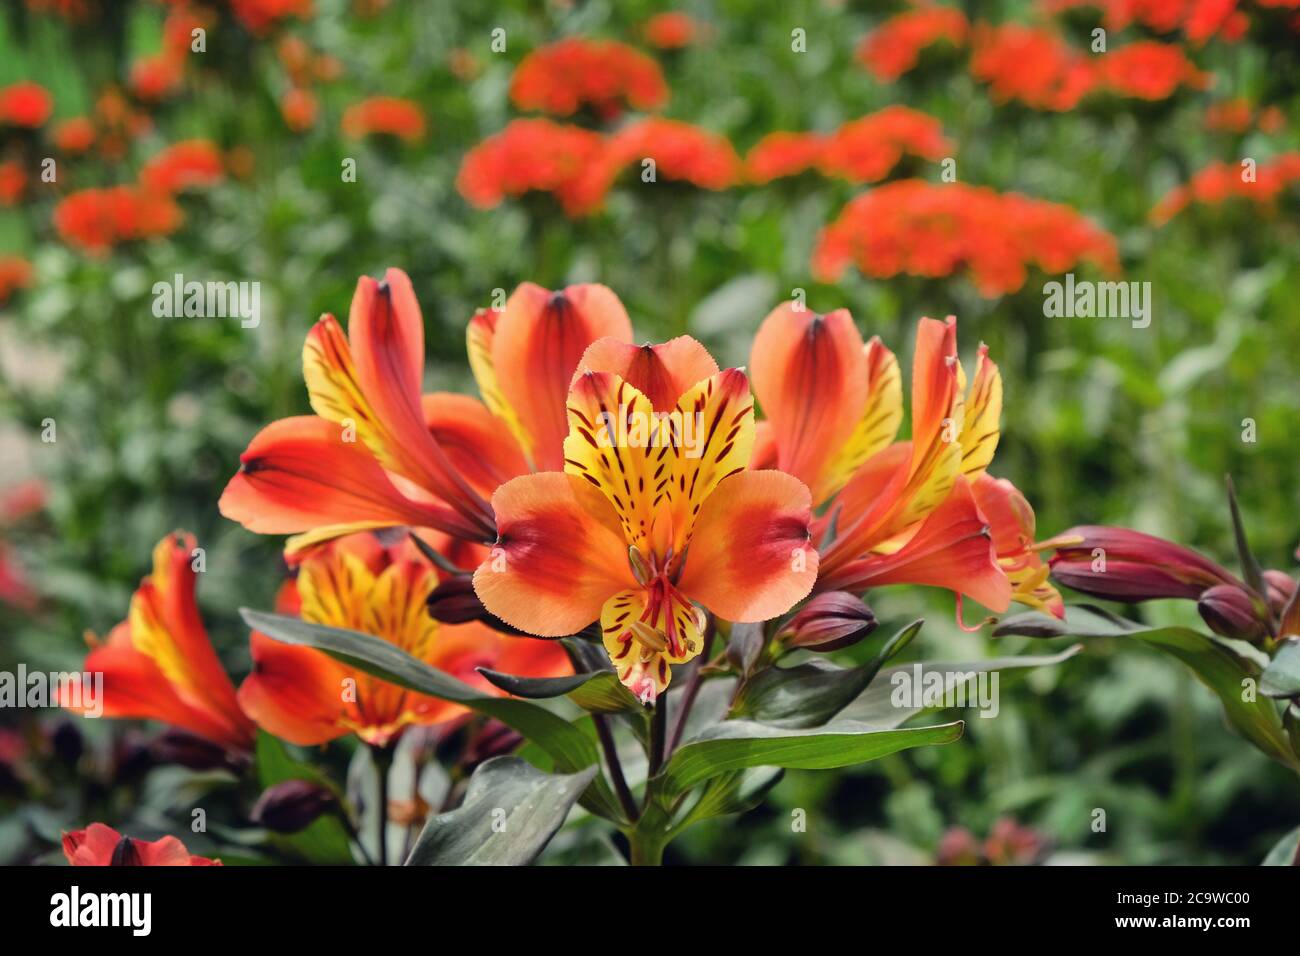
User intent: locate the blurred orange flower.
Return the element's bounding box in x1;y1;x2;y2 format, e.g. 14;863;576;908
1150;152;1300;224
0;81;53;127
52;116;96;153
129;54;184;102
457;119;607;215
281;87;318;131
341;96;426;142
856;7;968;81
642;12;701;49
510;38;669;118
0;161;26;207
812;180;1119;296
139;140;225;193
53;186;181;254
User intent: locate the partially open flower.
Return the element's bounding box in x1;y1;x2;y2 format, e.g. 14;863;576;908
781;592;877;652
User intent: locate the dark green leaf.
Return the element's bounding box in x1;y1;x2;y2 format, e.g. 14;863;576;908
1262;825;1300;866
840;644;1084;728
726;621;766;677
240;609;623;820
656;719;963;798
405;757;597;866
1225;475;1265;597
731;619;924;728
477;666;644;714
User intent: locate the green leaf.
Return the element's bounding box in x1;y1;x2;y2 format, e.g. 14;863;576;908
240;609;623;820
405;757;597;866
477;667;644;715
732;619;923;728
995;608;1297;769
1262;825;1300;866
254;733;354;865
1261;639;1300;700
1225;475;1265;597
839;644;1084;728
656;719;963;799
726;621;766;677
674;767;784;831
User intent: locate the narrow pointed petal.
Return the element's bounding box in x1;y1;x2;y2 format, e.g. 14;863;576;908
676;470;819;622
238;633;352;746
970;473;1063;617
473;472;637;636
817;441;913;574
219;416;481;542
820;336;903;500
957;344;1002;480
466;306;534;459
750;303;867;504
600;585;702;704
493;283;633;470
823;478;1011;612
575;335;720;411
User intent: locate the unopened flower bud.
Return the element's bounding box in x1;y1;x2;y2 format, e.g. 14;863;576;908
1263;570;1296;618
250;779;338;834
781;592;877;652
1197;584;1267;642
426;574;486;624
1049;526;1240;602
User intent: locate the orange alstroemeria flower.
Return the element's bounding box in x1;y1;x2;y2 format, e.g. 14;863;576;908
63;823;221;866
61;533;256;752
474;336;819;703
220;270;632;557
239;533;569;747
750;306;1062;619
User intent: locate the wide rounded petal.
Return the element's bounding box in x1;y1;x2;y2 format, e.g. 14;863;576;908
750;303;867;504
575;335;719;411
676;470;818;622
493;282;633;470
473;472;637;636
238;632;352;747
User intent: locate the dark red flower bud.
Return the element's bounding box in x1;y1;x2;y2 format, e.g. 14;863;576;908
250;779;338;834
1049;526;1240;602
1263;570;1296;618
427;575;529;635
110;836;144;867
151;728;250;774
1197;584;1267;642
462;719;523;771
781;592;877;652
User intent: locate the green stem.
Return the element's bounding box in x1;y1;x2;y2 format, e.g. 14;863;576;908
594;713;639;823
370;743;394;867
666;618;715;756
648;698;668;779
628;832;665;866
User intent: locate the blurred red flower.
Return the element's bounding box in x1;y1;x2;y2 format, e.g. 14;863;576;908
341;96;426;142
63;824;220;866
0;161;26;207
812;180;1119;296
643;12;701;49
0;81;53;127
1150;152;1300;224
457;118;607;216
0;256;34;306
281;87;318;131
0;477;43;610
818;106;952;182
129;54;184;102
746;131;826;183
53;186;182;255
1097;40;1210;99
970;23;1095;110
509;38;669;118
856;7;968;81
53;116;96;153
604;118;741;190
140;139;225;193
231;0;313;36
1040;0;1249;46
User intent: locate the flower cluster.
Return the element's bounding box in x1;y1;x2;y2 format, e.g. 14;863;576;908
509;38;669;118
746;106;951;184
52;186;183;255
812;180;1120;296
1039;0;1250;45
1149;153;1300;225
856;7;969;82
340;96;427;142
